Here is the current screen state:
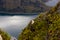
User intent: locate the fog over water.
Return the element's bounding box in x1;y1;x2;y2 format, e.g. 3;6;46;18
0;15;37;38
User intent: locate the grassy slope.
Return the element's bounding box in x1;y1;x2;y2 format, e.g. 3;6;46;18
0;29;11;40
18;2;60;40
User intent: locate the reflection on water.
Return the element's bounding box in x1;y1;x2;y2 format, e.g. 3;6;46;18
0;15;37;38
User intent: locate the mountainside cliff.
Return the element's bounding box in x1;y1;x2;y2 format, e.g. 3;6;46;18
18;2;60;40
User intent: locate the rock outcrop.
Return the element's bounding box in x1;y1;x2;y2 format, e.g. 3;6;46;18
0;35;3;40
10;36;17;40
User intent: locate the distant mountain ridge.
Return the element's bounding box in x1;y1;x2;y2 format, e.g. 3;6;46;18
0;0;50;13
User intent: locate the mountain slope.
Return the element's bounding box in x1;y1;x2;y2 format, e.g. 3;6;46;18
0;0;50;13
18;2;60;40
0;29;11;40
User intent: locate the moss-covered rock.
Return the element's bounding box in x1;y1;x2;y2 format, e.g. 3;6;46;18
18;2;60;40
0;29;11;40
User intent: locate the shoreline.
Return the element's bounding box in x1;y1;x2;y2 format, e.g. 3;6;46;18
0;12;38;16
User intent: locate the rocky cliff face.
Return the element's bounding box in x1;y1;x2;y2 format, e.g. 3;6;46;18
18;2;60;40
0;0;50;13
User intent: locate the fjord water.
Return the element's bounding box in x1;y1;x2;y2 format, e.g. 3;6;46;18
0;15;37;38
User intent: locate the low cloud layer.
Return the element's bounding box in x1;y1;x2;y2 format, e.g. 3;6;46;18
0;15;37;38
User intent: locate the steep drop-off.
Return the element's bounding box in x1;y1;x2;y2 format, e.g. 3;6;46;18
18;2;60;40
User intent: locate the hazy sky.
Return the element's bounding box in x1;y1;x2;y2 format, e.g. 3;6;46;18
45;0;59;6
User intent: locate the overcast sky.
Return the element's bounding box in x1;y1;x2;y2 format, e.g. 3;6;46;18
45;0;59;6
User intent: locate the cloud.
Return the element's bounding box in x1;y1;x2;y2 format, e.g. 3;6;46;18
0;15;37;37
45;0;59;6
